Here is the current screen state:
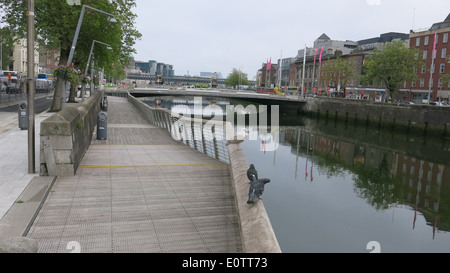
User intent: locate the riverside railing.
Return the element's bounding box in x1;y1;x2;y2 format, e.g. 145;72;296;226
106;89;230;164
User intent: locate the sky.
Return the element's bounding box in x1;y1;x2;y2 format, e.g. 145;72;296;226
131;0;450;80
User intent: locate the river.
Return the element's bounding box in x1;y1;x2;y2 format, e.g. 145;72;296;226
142;95;450;253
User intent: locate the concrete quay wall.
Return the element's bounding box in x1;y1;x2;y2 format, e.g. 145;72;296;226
39;91;103;176
124;92;282;253
304;97;450;135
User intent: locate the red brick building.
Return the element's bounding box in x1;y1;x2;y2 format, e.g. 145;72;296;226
402;14;450;103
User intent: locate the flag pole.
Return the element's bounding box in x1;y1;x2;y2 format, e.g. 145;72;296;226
427;33;437;105
312;48;317;94
317;46;323;96
300;45;306;100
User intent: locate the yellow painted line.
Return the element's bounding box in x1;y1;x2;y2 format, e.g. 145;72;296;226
79;162;227;169
90;144;184;146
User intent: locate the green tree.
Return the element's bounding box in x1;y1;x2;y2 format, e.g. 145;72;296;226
0;27;15;70
442;55;450;87
361;40;423;98
321;56;355;92
224;68;249;87
0;0;141;110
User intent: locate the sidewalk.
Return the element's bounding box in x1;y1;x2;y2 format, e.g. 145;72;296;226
0;107;53;228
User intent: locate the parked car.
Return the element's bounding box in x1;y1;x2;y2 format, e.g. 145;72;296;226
6;79;21;94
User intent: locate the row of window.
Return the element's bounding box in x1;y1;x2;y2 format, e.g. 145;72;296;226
416;63;447;74
415;33;449;46
411;78;450;88
421;48;447;59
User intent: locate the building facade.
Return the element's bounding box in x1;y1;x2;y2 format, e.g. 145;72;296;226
10;38;39;77
402;14;450;103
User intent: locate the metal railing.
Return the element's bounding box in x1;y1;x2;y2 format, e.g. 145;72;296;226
118;90;230;164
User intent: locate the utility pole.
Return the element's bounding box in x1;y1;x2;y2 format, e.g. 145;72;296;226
27;0;36;174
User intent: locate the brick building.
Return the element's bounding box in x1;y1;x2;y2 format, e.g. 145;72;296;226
402;14;450;103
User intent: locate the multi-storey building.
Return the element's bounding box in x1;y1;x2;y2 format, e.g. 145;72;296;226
10;38;39;77
39;47;60;74
402;14;450;103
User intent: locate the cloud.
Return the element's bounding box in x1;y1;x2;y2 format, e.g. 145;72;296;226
366;0;381;6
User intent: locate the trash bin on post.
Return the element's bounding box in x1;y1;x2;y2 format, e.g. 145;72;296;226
18;101;28;130
97;111;108;140
101;96;108;111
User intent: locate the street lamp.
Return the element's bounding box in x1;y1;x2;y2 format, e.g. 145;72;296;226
65;5;116;106
67;5;116;66
81;40;111;101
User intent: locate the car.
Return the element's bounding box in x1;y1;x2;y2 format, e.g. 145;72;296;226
6;80;21;94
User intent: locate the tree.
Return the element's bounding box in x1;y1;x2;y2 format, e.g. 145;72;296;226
361;40;423;98
0;27;15;70
0;0;142;111
224;68;249;87
321;56;355;92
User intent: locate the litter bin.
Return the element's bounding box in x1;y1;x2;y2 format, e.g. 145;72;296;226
18;101;28;130
97;111;108;140
101;96;108;111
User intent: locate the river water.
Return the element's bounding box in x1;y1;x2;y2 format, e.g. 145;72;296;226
142;95;450;253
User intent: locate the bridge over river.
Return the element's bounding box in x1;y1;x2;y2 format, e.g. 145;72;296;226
130;87;307;106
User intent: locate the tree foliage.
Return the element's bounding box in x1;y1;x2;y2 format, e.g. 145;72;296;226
0;27;15;70
321;57;355;90
361;40;423;95
224;68;249;87
0;0;142;109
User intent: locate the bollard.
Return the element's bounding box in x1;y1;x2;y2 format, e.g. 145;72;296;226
97;111;108;140
101;95;108;111
18;101;28;130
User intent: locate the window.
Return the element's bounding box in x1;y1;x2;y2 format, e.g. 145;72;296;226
423;50;428;59
439;78;443;88
442;48;447;58
440;63;445;73
411;81;416;87
429;78;434;88
416;37;420;46
444;33;449;43
420;78;425;87
421;64;426;74
424;36;429;46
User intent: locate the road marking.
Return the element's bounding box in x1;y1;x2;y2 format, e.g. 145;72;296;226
79;162;227;168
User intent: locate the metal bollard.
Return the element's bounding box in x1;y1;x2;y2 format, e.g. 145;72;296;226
101;95;108;111
97;111;108;140
18;101;28;130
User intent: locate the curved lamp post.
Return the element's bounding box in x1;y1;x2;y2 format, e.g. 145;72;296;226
67;5;116;66
64;5;116;106
81;40;112;101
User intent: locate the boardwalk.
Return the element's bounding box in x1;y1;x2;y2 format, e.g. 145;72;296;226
26;96;242;253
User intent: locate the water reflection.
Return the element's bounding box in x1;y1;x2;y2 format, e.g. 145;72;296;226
241;123;450;252
142;95;450;252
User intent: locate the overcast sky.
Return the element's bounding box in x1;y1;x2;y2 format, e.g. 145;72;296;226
131;0;449;80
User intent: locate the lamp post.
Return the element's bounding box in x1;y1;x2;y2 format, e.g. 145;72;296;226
27;0;35;174
67;5;116;67
65;5;116;106
81;40;111;101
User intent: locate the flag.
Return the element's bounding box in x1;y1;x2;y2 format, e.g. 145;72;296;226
314;49;318;64
432;33;437;59
267;58;271;71
319;47;324;63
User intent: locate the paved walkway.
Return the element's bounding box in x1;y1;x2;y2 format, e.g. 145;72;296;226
0;104;52;221
25;96;243;253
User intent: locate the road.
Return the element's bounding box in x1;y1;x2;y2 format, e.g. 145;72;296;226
0;95;54;114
